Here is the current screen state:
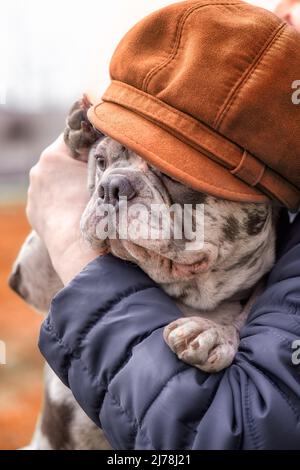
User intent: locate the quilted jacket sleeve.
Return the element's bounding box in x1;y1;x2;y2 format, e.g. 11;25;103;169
39;216;300;450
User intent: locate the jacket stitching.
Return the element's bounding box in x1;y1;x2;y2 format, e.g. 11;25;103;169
105;392;140;448
214;23;287;129
71;283;153;355
191;375;227;449
47;287;162;389
43;318;73;357
242;325;300;355
98;326;180;449
268;327;298;345
245;377;261;449
45;317;180;433
100;329;156;389
137;367;204;449
42;323;108;427
138;366;200;434
139;366;188;423
242;353;300;421
45;324;159;449
255;361;300;420
106;391;153;449
43;316;300;449
43;323;105;397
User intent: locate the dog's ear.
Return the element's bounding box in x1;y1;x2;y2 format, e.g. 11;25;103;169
64;94;103;162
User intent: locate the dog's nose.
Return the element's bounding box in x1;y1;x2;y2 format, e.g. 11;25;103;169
98;175;136;205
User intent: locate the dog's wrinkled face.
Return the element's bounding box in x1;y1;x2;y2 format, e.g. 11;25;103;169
81;136;276;310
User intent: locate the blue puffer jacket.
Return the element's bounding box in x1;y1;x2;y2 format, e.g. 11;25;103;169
39;214;300;450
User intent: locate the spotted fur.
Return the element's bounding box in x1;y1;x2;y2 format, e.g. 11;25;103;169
9;97;278;449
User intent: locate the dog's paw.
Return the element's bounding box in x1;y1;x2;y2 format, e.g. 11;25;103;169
163;316;239;373
64;94;101;161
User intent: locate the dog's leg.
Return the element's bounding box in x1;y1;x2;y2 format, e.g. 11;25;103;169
10;235;110;450
27;365;111;450
164;312;240;373
9;97;107;450
164;283;265;373
64;94;101;162
9;231;62;311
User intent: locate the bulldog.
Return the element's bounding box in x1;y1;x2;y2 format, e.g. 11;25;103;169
9;97;278;449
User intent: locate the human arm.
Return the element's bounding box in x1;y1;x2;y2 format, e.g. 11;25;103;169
26;135;300;449
38;216;300;450
26;135;104;284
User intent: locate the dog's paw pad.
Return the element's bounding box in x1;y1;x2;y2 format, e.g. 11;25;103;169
64;95;102;161
164;317;238;373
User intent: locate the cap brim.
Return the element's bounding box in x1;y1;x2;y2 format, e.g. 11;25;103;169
88;101;269;204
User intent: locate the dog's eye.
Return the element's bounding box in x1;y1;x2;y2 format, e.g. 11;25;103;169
95;155;106;171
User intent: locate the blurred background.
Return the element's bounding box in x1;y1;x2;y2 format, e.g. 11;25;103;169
0;0;283;450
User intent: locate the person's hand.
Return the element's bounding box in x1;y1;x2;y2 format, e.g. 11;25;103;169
275;0;300;30
26;134;103;284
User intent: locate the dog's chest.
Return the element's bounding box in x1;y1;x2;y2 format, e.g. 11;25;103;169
160;279;243;325
174;299;243;325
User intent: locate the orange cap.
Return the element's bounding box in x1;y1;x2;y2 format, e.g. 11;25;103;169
88;0;300;211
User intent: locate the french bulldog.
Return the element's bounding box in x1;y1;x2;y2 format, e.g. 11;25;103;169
9;96;278;449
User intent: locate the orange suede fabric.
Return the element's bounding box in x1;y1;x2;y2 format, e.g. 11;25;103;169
88;0;300;211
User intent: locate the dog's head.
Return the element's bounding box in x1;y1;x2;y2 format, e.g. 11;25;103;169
81;136;277;310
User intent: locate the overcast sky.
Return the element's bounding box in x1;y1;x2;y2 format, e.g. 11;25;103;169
0;0;280;112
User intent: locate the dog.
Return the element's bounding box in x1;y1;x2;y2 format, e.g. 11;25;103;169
9;96;278;449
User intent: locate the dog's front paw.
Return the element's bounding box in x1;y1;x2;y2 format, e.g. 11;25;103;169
163;317;239;373
64;94;101;161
